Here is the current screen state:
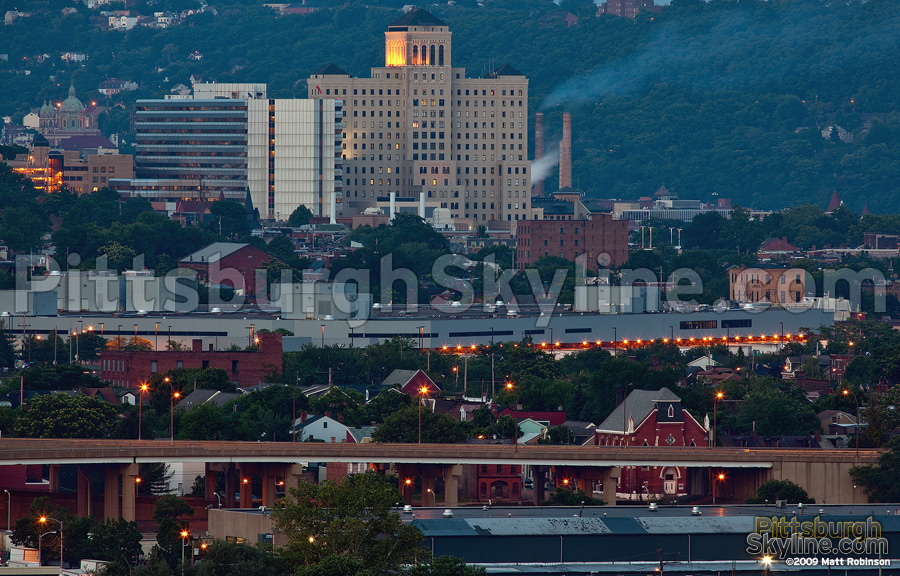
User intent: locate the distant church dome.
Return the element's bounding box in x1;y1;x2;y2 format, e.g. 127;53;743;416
60;84;85;113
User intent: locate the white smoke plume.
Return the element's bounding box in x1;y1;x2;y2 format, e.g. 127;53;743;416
530;146;560;187
541;4;900;110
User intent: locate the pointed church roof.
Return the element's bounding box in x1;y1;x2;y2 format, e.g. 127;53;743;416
313;62;349;76
826;191;842;213
861;204;870;217
388;7;446;30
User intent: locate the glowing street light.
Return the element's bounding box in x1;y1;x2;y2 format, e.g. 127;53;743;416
171;389;181;444
843;389;860;458
713;391;724;448
180;530;189;576
138;383;148;440
418;386;429;444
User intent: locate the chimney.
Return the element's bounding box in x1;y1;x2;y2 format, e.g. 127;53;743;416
534;112;544;196
300;412;307;424
559;112;572;190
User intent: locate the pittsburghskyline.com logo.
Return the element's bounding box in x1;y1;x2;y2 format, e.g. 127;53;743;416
746;516;891;567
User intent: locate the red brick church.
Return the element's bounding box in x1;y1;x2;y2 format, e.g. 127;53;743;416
594;387;708;498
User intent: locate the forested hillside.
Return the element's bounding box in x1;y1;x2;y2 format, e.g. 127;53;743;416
2;0;899;211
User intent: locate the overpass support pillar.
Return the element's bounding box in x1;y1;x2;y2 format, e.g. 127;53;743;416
532;467;546;505
224;464;237;508
204;463;218;502
599;467;621;506
443;465;461;508
104;465;120;520
77;465;92;518
261;465;277;508
239;464;255;509
121;463;139;523
49;464;60;493
286;463;305;489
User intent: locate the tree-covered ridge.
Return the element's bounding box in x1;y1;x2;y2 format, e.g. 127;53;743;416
2;0;900;209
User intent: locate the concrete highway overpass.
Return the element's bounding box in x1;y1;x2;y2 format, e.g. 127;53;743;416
0;439;880;519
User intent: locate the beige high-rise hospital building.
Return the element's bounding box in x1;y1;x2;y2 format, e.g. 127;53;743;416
309;7;534;229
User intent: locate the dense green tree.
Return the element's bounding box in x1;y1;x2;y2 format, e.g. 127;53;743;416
208;200;252;238
372;405;467;443
271;472;425;573
746;480;814;505
732;379;820;436
152;495;194;570
405;556;487;576
194;540;289;576
16;394;118;438
178;403;233;440
850;436;900;503
82;518;144;571
288;205;313;227
541;489;604;507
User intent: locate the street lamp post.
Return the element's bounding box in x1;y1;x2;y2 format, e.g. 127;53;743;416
38;530;56;566
138;383;148;440
180;530;189;576
38;516;63;568
507;382;518;454
155;322;159;350
613;327;618;356
713;391;724;448
418;385;429;444
3;489;9;531
843;389;860;458
170;385;181;444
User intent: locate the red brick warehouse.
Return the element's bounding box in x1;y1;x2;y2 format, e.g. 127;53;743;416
100;332;282;389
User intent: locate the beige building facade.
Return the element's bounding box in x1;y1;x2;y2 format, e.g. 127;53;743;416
309;7;532;229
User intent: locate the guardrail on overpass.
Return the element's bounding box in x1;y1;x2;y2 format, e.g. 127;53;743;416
0;438;880;467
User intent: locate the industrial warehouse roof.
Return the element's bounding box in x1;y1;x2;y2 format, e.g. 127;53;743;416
410;509;900;536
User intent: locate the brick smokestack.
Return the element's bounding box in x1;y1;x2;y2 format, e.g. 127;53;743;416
559;112;572;190
534;112;545;196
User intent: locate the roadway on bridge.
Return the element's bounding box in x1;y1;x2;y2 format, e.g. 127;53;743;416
0;439;880;468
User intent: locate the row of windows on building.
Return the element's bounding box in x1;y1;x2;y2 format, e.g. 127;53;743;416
345;153;526;162
321;83;523;97
346;107;524;120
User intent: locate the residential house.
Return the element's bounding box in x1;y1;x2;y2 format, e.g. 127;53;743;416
380;369;440;397
179;243;280;302
818;409;861;437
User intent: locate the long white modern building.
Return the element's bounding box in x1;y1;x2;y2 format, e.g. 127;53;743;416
113;83;342;222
